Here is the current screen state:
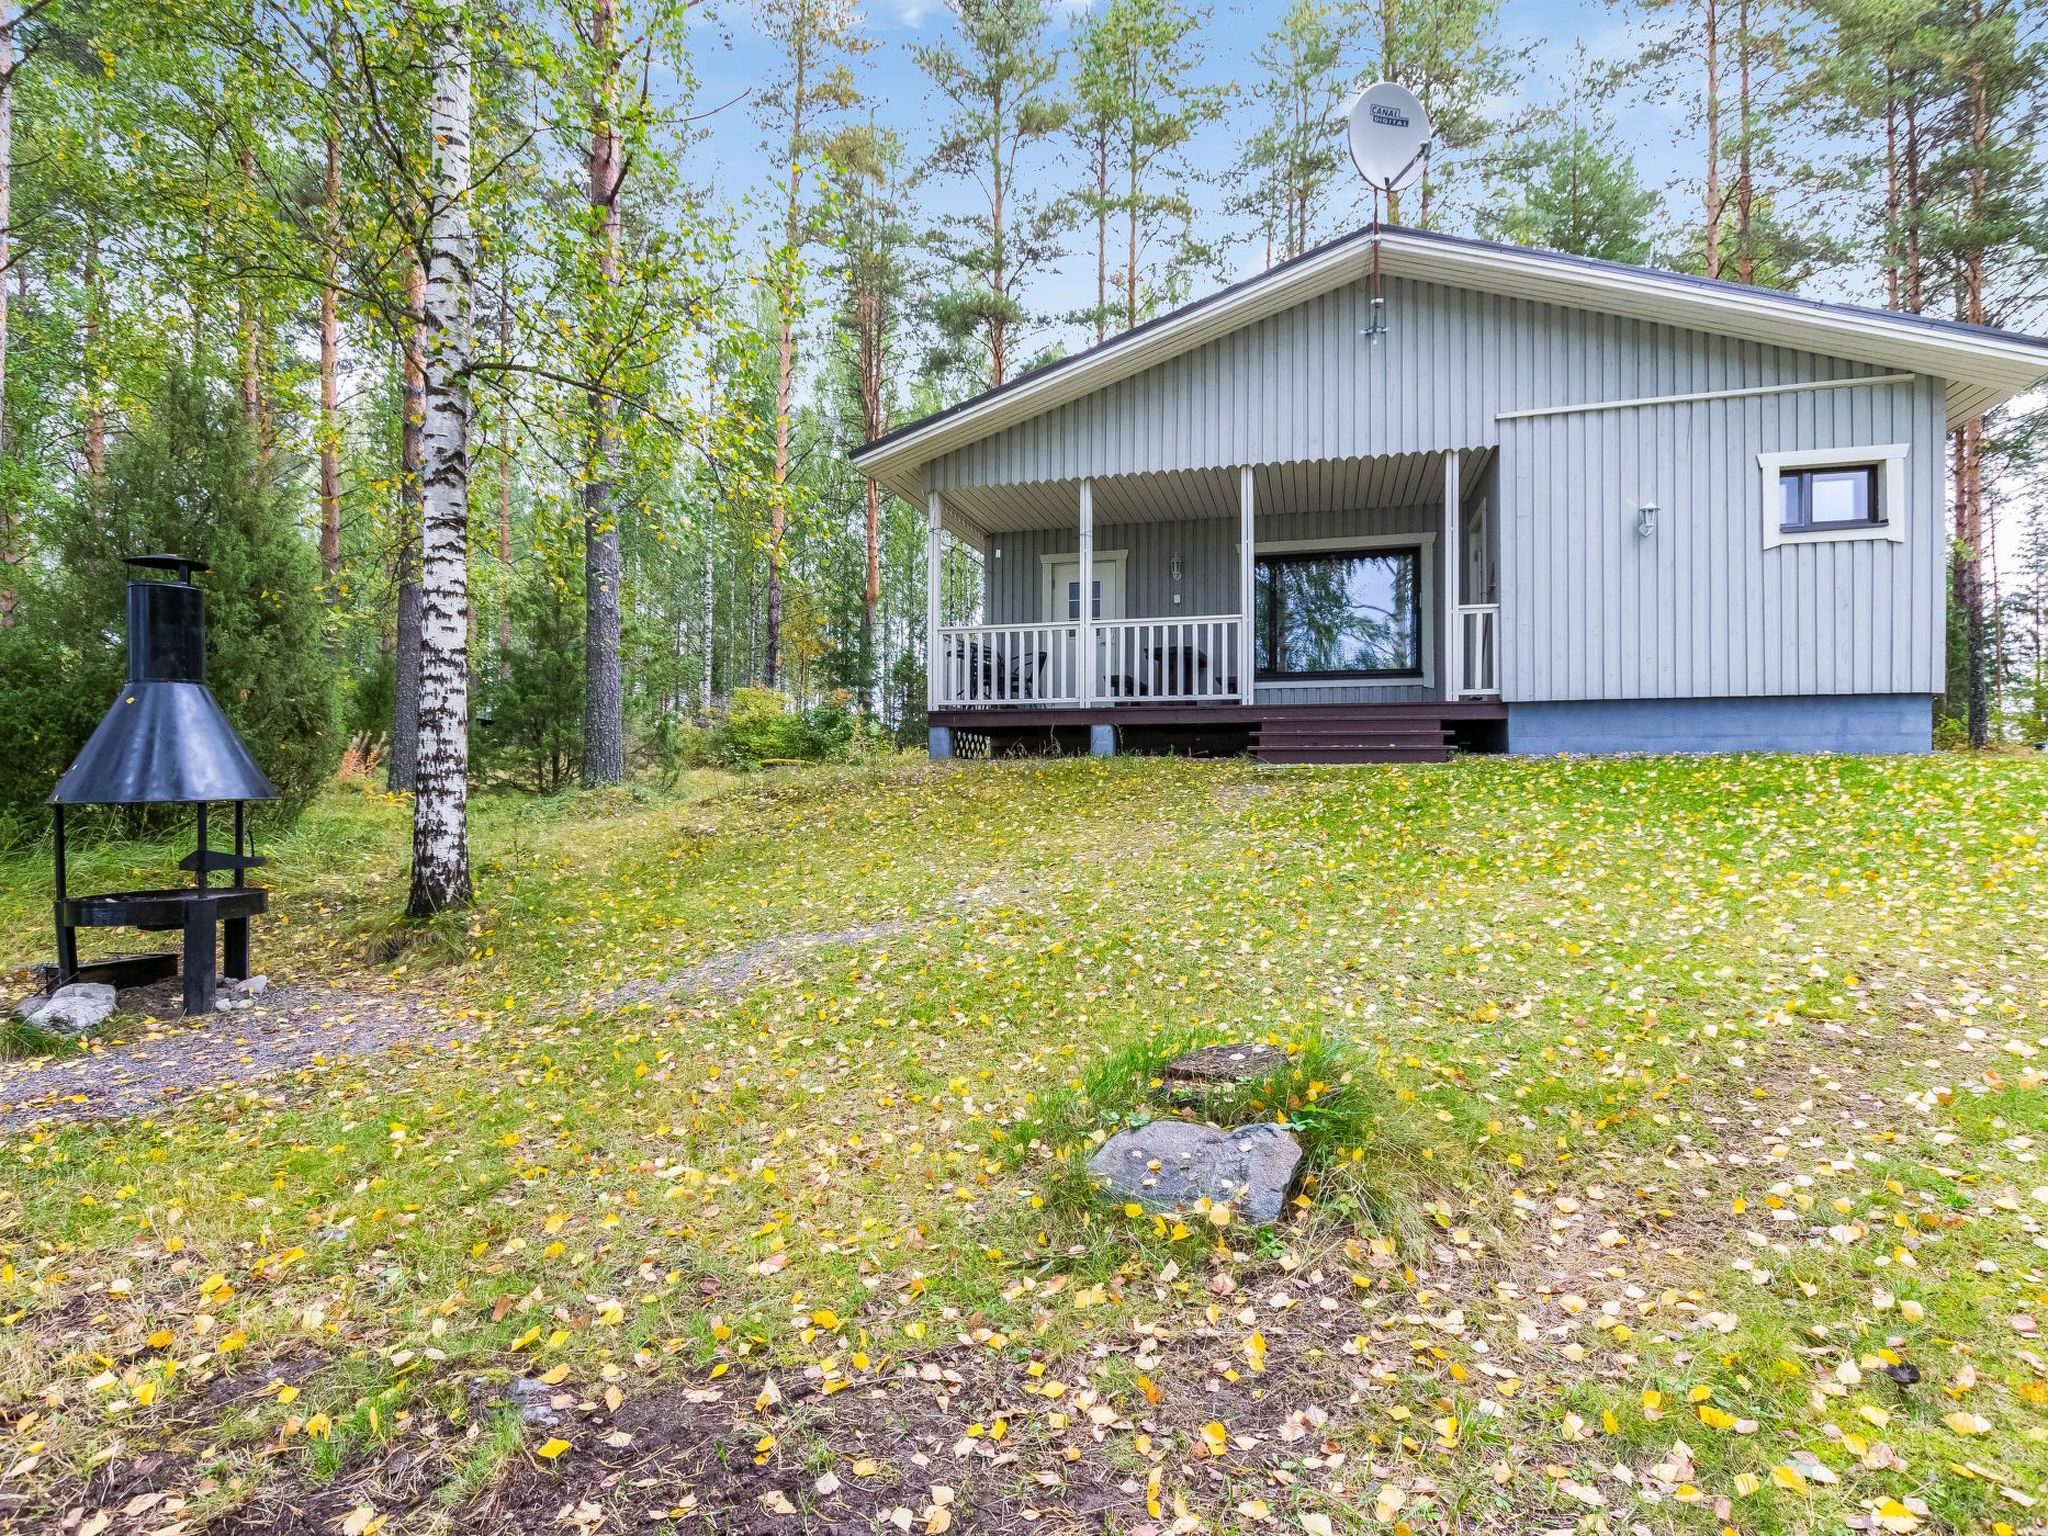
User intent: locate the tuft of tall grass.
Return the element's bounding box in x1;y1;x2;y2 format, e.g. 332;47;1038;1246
999;1025;1432;1260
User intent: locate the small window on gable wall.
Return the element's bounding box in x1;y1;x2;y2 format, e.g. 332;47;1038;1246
1780;464;1881;533
1757;445;1910;551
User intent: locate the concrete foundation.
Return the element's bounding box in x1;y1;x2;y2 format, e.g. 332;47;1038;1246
1507;695;1933;756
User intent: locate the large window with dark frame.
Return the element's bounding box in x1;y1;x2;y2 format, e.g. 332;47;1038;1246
1779;463;1882;533
1253;546;1422;679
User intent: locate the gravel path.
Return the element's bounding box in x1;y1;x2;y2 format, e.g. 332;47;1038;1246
0;980;469;1129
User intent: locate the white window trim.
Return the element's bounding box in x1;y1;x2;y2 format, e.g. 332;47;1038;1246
1239;532;1436;691
1038;549;1127;621
1758;443;1909;550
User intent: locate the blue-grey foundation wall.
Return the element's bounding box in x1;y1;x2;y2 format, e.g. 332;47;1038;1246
1507;695;1933;756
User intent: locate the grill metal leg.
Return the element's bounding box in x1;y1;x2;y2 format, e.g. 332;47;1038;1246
183;902;217;1016
53;908;79;988
223;917;249;982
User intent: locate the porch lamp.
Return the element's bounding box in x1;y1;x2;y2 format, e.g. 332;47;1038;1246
1635;502;1659;538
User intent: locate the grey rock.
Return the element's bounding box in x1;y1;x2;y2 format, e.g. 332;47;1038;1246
225;974;270;998
1087;1120;1303;1226
28;983;118;1036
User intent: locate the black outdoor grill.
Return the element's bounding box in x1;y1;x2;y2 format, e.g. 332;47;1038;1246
46;554;276;1016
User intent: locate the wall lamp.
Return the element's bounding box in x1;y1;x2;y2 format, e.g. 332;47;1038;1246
1635;503;1660;538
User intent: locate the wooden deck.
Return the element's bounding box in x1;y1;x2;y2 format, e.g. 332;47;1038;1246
931;700;1509;763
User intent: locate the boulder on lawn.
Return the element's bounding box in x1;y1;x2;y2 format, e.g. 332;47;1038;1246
1087;1121;1303;1226
26;982;118;1036
1161;1041;1289;1093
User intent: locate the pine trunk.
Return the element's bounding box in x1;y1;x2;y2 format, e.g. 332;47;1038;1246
1733;0;1754;284
407;9;476;917
1903;97;1922;312
83;221;105;477
1125;134;1139;330
237;143;270;464
583;0;626;781
1703;0;1722;279
0;0;16;629
319;125;341;593
390;263;428;793
1093;128;1108;345
1882;64;1899;311
989;81;1007;387
1957;31;1990;748
765;31;811;693
497;280;513;653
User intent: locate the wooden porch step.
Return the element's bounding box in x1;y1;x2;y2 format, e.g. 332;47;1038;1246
1248;708;1457;764
1252;744;1451;764
1253;722;1451;743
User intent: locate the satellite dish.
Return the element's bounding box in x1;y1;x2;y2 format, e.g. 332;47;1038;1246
1347;81;1432;193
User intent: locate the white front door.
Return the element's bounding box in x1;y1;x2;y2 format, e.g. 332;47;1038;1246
1044;556;1126;622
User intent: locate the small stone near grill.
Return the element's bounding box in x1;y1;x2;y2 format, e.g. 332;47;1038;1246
1161;1042;1289;1089
25;983;119;1036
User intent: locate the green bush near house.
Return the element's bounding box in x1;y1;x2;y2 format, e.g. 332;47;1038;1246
712;687;891;768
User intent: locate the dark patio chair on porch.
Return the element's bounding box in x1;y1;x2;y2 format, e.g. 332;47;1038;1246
948;635;1049;701
1105;643;1237;700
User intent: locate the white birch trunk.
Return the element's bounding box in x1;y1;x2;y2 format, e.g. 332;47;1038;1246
407;6;476;916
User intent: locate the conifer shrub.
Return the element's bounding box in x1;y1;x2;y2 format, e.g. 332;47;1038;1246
7;366;340;821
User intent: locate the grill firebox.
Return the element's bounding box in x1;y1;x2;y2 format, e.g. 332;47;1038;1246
46;555;277;1016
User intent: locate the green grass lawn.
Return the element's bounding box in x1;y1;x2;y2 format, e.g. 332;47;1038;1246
0;752;2044;1534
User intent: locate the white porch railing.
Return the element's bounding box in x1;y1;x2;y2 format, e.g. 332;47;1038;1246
1456;604;1501;697
934;614;1244;707
1095;616;1242;702
934;622;1084;707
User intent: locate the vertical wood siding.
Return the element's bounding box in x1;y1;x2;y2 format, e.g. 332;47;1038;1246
927;278;1894;490
1498;374;1944;701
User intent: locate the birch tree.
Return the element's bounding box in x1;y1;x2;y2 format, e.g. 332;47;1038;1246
408;2;475;916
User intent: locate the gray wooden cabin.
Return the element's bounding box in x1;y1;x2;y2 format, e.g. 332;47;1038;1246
852;228;2048;762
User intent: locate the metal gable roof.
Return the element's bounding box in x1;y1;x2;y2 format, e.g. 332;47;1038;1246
853;225;2048;497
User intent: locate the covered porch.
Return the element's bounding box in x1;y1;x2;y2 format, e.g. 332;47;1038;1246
925;449;1503;717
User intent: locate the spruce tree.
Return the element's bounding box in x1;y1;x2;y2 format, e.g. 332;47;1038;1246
49;363;341;811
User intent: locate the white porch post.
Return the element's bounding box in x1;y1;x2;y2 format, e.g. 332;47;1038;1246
926;490;942;711
1238;465;1255;703
1442;450;1462;700
1077;478;1095;708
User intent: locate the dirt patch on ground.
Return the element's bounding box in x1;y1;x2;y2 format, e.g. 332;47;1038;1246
588;921;916;1013
0;980;470;1129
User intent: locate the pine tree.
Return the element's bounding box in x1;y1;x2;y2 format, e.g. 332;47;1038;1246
753;0;868;691
824;116;912;706
1228;0;1349;263
915;0;1070;388
1073;0;1223;332
1480;123;1658;262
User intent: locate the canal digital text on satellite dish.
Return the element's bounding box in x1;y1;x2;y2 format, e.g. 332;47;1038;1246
1346;80;1433;194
